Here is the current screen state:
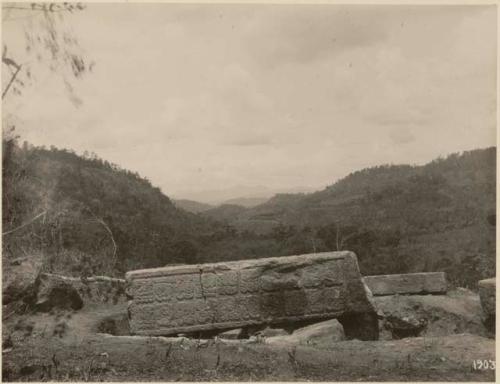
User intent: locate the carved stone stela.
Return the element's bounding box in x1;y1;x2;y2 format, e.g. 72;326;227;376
126;251;377;336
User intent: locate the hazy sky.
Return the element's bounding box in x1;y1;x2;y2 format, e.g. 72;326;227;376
3;4;497;203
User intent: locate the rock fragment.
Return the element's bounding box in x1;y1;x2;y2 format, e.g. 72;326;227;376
478;278;495;333
34;274;83;312
266;319;345;346
364;272;447;296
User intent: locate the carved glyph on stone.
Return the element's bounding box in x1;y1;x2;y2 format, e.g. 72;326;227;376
126;251;378;339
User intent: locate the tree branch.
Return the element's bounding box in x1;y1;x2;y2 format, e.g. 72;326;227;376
2;57;22;99
2;211;46;236
86;208;117;268
335;223;341;251
94;217;117;265
2;5;77;13
339;231;357;250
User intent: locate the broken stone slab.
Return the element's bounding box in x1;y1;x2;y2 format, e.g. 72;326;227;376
265;319;345;346
218;328;243;340
38;273;127;305
363;272;447;296
374;289;490;339
126;251;378;339
478;278;495;334
42;273;125;284
35;274;84;312
258;327;288;338
3;256;42;305
478;278;495;317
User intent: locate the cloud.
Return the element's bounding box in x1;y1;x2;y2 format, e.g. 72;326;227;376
241;6;390;67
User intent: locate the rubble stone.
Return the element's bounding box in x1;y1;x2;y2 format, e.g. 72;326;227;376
478;278;495;317
266;319;345;346
218;328;243;340
3;257;42;305
478;278;495;334
35;274;83;312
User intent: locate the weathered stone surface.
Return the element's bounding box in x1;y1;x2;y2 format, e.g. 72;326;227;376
3;256;42;305
40;273;127;305
126;251;378;338
363;272;447;296
218;328;243;340
265;319;345;346
478;278;495;334
374;289;489;339
34;274;84;312
259;327;288;338
478;278;495;316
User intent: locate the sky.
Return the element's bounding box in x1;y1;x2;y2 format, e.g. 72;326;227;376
2;4;497;203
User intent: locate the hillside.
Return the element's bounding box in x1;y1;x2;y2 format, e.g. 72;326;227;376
2;141;229;276
202;148;496;288
173;199;214;213
202;204;248;222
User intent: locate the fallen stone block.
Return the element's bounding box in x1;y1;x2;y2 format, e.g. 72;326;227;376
218;328;243;340
126;251;378;339
267;318;345;346
3;256;42;305
363;272;447;296
40;273;127;305
259;327;288;338
35;274;83;312
374;289;489;339
478;278;495;317
478;278;495;334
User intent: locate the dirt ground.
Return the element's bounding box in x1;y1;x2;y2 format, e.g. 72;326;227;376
2;297;495;382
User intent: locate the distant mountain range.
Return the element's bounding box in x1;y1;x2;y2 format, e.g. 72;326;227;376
221;197;270;208
171;185;317;206
173;199;214;213
173;196;270;213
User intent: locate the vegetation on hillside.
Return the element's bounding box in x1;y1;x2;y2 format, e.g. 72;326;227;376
173;199;214;214
201;148;496;288
2;137;496;288
2;139;232;276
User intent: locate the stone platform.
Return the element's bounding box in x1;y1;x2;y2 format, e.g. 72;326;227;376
126;251;378;338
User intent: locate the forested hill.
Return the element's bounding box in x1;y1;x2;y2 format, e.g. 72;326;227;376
2;141;230;276
202;148;496;288
173;199;214;213
237;147;496;229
